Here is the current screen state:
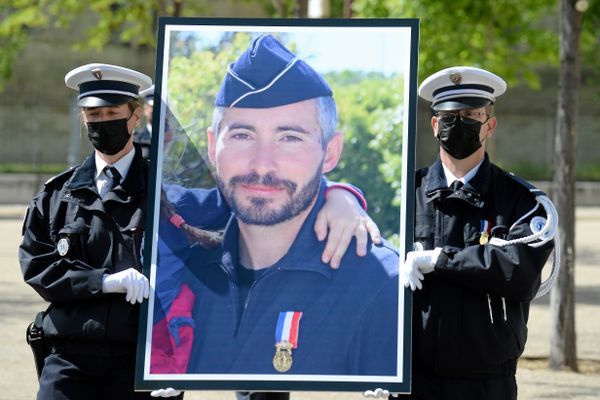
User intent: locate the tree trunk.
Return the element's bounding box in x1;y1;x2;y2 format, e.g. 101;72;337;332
549;0;582;371
295;0;309;17
174;0;184;17
343;0;353;18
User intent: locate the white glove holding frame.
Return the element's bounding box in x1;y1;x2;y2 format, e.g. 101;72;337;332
150;388;181;397
401;247;442;291
364;388;399;398
102;268;149;304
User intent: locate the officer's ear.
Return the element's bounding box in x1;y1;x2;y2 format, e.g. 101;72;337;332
485;116;497;137
80;108;88;124
431;116;439;140
207;127;217;167
131;106;143;126
134;105;143;119
322;132;343;174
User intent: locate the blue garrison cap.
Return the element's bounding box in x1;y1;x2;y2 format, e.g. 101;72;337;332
215;34;332;108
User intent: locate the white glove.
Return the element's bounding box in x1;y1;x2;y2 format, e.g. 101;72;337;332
102;268;149;305
364;388;398;398
151;388;181;397
401;248;442;291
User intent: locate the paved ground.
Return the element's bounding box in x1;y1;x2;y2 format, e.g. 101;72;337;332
1;206;598;399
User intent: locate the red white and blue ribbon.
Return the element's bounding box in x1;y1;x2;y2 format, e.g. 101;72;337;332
480;219;492;236
275;311;302;349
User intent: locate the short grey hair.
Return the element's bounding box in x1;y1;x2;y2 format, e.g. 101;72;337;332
211;96;338;147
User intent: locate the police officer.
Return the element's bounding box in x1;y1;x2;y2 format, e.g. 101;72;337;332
19;62;379;400
19;63;157;399
366;67;555;399
133;84;154;160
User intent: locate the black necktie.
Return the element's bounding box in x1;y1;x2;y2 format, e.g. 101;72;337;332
103;166;121;193
450;180;463;192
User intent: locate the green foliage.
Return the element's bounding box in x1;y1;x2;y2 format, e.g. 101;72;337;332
352;0;560;88
326;70;404;236
581;0;600;90
0;1;47;89
0;0;212;87
0;163;67;174
3;0;599;91
492;160;600;181
575;163;600;181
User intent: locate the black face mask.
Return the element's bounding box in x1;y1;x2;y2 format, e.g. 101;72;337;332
86;117;132;156
436;116;483;160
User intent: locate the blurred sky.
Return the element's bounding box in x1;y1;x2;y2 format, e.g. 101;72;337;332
166;24;413;77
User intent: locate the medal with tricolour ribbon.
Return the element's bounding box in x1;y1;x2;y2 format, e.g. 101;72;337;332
273;311;302;373
479;219;492;245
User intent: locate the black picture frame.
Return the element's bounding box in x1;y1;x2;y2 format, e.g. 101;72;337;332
136;17;419;394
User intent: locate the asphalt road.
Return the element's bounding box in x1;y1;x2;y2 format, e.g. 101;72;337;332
1;207;598;400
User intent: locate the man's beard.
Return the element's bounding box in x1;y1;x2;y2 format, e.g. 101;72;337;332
217;168;322;226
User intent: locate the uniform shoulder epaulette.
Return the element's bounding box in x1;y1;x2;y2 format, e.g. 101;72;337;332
44;165;77;187
505;171;546;198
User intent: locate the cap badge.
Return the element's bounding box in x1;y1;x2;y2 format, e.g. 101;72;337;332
91;69;103;80
450;73;463;85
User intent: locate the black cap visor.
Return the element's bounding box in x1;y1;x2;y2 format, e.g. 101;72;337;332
78;93;135;108
432;97;491;111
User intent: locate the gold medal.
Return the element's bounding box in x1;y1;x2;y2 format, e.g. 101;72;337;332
479;232;489;245
273;341;293;373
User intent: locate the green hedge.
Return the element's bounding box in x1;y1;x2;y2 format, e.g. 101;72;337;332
0;163;68;175
498;161;600;181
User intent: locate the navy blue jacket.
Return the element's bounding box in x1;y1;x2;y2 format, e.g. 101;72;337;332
19;147;148;352
169;181;400;375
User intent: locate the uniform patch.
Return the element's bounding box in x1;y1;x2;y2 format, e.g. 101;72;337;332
57;238;70;256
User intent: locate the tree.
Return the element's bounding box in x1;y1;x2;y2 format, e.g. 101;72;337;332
0;0;200;90
351;0;558;85
549;0;584;372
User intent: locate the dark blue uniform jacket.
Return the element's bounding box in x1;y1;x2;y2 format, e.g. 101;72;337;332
19;147;148;353
161;180;400;376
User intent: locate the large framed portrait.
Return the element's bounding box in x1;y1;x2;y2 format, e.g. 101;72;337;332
136;17;419;393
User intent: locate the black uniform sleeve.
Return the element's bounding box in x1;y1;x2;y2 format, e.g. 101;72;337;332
19;189;106;303
434;188;554;302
